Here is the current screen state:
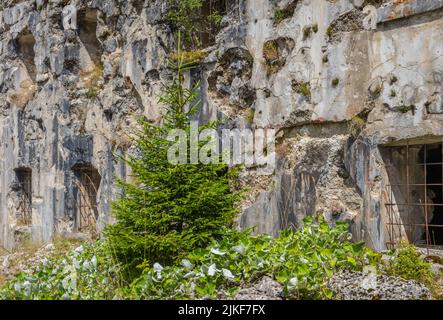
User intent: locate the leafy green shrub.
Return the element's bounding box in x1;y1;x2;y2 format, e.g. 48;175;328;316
105;45;239;280
122;217;380;300
0;241;120;300
385;243;433;285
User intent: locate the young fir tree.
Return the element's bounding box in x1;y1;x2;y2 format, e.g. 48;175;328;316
105;40;239;279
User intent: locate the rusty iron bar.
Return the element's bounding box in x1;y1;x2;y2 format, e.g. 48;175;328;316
385;203;443;207
387;183;443;186
424;143;430;255
385;241;443;248
385;162;443;167
386;223;443;228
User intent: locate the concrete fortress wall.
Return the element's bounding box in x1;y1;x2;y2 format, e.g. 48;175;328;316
0;0;443;250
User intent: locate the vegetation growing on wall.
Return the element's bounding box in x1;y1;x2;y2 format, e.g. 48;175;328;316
166;0;225;49
292;81;311;100
262;37;295;75
273;1;299;25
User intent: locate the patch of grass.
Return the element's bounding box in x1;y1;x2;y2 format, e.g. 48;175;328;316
86;88;98;99
397;104;416;114
390;90;396;98
81;62;103;99
262;40;280;75
385;243;433;286
303;26;312;39
332;78;340;87
273;1;298;25
292;81;311;99
170;50;208;66
245;108;255;125
51;236;83;258
348;115;366;137
390;75;398;85
274;9;289;25
263;41;279;61
312;24;318;33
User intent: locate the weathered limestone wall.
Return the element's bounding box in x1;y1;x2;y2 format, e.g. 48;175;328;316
1;0;443;251
202;0;443;250
0;0;172;249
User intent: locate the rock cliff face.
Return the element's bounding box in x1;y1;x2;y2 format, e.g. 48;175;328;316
1;0;443;251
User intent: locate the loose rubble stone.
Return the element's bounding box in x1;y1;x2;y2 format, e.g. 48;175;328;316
328;270;431;300
233;276;284;300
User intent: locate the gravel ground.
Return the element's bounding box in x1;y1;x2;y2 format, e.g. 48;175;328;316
231;276;284;300
328;270;431;300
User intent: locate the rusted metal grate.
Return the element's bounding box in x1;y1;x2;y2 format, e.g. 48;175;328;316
384;141;443;253
73;165;101;236
15;168;32;226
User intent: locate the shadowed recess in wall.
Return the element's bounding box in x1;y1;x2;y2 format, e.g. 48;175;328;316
13;167;32;227
14;28;36;82
77;8;101;66
382;140;443;251
199;0;227;47
72;164;101;238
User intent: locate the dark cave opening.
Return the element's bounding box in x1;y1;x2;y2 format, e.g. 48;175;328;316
15;29;37;82
72;164;101;236
419;143;443;246
14;167;32;226
199;0;228;47
77;8;101;66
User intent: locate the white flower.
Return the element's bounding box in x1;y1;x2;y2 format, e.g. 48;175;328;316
82;260;90;270
152;263;163;280
184;271;195;278
257;259;264;268
74;246;84;254
210;248;226;256
153;263;163;273
181;259;193;270
289;277;298;288
14;282;21;292
91;256;97;269
232;245;245;255
300;257;309;264
72;257;80;269
207;264;217;276
62;277;70;290
222;268;235;280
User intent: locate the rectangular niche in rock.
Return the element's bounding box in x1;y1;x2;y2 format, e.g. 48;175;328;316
77;8;101;66
381;139;443;251
14;167;32;226
14;29;37;82
199;0;227;47
131;0;144;15
72;164;101;237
